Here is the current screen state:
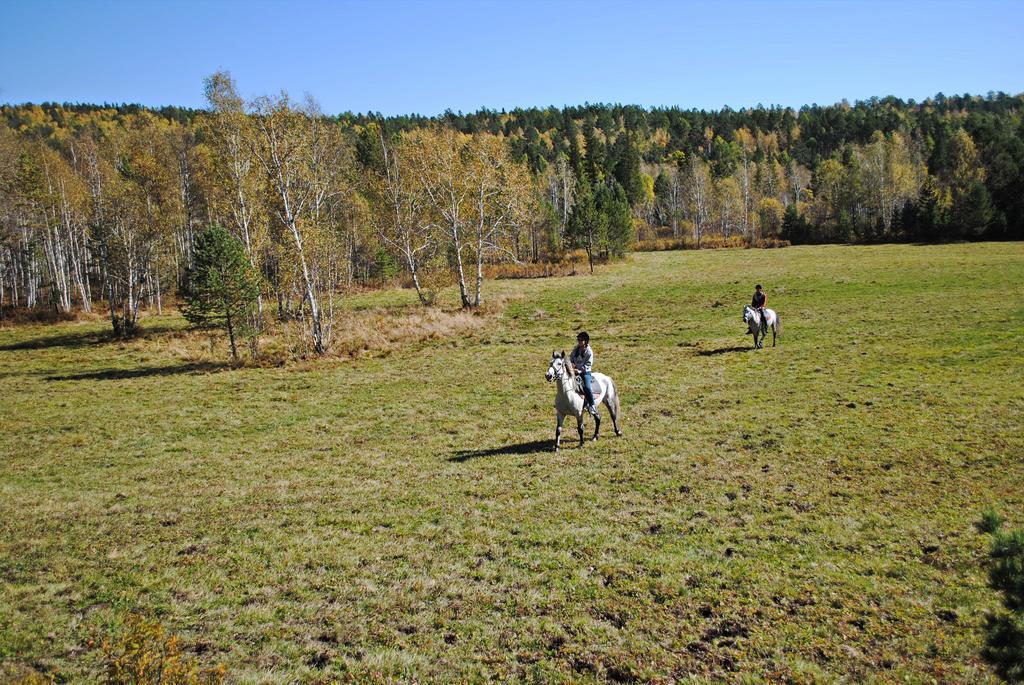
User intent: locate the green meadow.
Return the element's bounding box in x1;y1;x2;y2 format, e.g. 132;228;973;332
2;242;1023;683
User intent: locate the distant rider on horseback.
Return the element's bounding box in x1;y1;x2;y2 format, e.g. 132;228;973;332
570;332;598;417
751;284;768;336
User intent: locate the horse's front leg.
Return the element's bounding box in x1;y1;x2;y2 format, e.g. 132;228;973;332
592;410;601;441
555;413;565;452
577;415;585;447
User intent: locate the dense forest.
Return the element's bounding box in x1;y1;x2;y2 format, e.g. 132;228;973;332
1;77;1021;353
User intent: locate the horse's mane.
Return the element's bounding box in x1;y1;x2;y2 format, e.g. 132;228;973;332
563;353;576;378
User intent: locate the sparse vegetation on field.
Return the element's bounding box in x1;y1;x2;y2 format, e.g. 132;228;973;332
1;243;1022;683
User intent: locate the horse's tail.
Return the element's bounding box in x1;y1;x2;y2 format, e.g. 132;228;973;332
775;314;782;336
614;381;621;420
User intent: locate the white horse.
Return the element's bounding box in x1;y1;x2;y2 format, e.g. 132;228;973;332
743;305;781;348
545;351;621;451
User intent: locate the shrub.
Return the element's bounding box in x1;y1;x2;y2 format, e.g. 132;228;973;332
752;238;792;249
483;251;588;280
704;235;751;249
634;236;690;252
485;262;574;279
981;521;1024;681
984;612;1024;683
979;507;1007;534
990;529;1024;612
101;615;225;685
10;673;54;684
634;235;789;252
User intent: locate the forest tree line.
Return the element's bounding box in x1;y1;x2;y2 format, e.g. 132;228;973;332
1;80;1022;352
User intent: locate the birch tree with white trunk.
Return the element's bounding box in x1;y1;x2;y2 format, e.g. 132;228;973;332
370;128;437;304
464;133;532;306
405;127;474;308
203;71;267;316
249;93;331;354
686;156;712;247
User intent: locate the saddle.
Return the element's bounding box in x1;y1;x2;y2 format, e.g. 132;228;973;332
573;374;606;405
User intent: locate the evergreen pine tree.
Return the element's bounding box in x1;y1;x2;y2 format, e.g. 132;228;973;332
582;118;605;185
781;204;812;244
563;110;584;180
182;225;262;360
612;134;644;206
598;182;635;258
567;180;603;273
951;180;995;238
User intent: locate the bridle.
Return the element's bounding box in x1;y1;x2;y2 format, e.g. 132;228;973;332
547;358;571;383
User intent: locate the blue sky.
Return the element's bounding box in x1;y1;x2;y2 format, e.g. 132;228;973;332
2;0;1022;116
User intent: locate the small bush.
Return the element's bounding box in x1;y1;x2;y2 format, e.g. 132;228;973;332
979;507;1007;534
10;673;54;684
101;614;225;685
634;235;789;252
982;527;1024;681
635;236;691;252
753;238;792;249
0;305;81;326
702;235;751;249
484;251;587;280
484;261;574;279
990;529;1024;612
983;612;1024;682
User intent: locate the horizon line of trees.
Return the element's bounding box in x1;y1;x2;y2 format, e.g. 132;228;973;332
2;85;1022;352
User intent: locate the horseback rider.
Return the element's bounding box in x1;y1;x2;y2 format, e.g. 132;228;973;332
570;331;598;416
751;284;768;335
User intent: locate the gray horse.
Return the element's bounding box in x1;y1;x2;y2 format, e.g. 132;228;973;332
743;305;781;348
545;351;622;451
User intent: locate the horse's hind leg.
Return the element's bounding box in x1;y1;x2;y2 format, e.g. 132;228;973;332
606;391;622;436
555;413;565;452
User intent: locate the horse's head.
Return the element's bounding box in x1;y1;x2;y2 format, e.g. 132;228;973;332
545;350;567;382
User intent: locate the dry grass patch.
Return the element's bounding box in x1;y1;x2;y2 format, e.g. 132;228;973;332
484;252;589;280
147;299;505;365
328;304;495;358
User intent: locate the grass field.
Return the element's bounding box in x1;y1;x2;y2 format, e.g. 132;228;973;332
2;243;1023;683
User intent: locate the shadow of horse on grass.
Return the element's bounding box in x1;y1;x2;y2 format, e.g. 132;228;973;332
449;439;551;463
698;345;753;357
